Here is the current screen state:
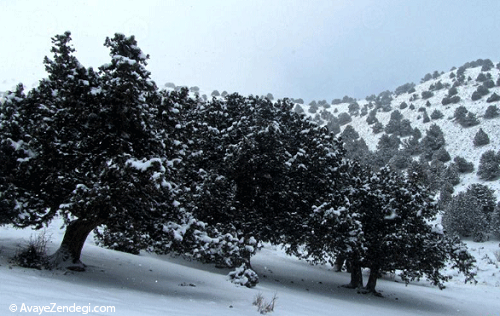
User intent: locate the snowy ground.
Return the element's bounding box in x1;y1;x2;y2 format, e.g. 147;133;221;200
1;220;499;316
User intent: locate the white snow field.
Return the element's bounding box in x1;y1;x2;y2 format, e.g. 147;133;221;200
1;219;499;316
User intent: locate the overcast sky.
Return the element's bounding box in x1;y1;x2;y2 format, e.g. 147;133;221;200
2;0;500;102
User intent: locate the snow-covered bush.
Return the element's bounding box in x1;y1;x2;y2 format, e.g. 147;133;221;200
228;264;259;287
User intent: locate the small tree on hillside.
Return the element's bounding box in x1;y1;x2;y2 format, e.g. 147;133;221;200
477;150;500;181
484;105;499;118
473;128;490;147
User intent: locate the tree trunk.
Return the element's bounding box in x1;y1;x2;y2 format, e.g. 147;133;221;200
343;257;363;289
364;266;382;296
49;218;103;271
334;256;345;272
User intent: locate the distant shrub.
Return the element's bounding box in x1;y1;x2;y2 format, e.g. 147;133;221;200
366;109;378;125
449;95;461;103
265;93;274;100
421;73;432;83
399;102;408;110
326;118;341;135
448;86;458;97
211;90;220;97
483;79;495;89
481;59;494;71
395;82;416;95
471;91;482;101
453;156;474;173
477;150;500;181
409;103;415;110
476;73;488;82
486;93;500;103
421;90;434;99
433;147;451;162
422;111;430;123
293;104;304;114
331;98;342;105
308;102;318;114
399;119;414;137
295;98;304;104
372;121;384;134
462;112;480;127
430;109;444;120
348;102;360;116
484;105;499;118
338;112;352;125
473;128;490;147
442;190;489;241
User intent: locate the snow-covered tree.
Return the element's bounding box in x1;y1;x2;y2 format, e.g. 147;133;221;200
473;128;490;147
181;94;348;282
477;150;500;181
0;32;183;269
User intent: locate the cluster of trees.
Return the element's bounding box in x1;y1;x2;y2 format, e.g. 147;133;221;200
0;32;476;294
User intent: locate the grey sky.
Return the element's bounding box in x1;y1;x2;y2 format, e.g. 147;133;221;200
2;0;500;102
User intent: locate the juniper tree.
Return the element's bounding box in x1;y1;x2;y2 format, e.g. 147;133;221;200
473;128;490;147
183;94;348;275
0;32;183;269
477;150;500;181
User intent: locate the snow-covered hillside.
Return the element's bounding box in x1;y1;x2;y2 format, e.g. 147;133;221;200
1;220;500;316
297;63;500;199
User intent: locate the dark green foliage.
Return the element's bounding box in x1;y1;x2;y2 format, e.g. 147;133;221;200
481;59;494;71
395;82;416;95
331;98;342;105
342;95;356;103
372;121;384;134
423;111;430;123
483;79;495;89
431;109;444;120
477;150;500;180
308;101;318;114
472;85;490;101
0;32;189;267
433;147;451;163
442;184;496;241
399;102;408;109
454;106;479;127
293;104;304;114
476;72;487;82
448;86;458;96
384;110;403;135
448;95;461;104
421;73;432;82
211;90;220;96
421;124;445;160
484;105;499;118
473;128;490;147
338;112;352;125
348;102;360;116
366;109;378;125
326;118;341;135
422;90;434;99
453;156;474;173
486;93;500;103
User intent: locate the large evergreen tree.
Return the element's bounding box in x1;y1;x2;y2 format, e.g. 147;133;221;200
0;32;181;269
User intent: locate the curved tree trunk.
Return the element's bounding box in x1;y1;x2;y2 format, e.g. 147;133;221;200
49;218;103;271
